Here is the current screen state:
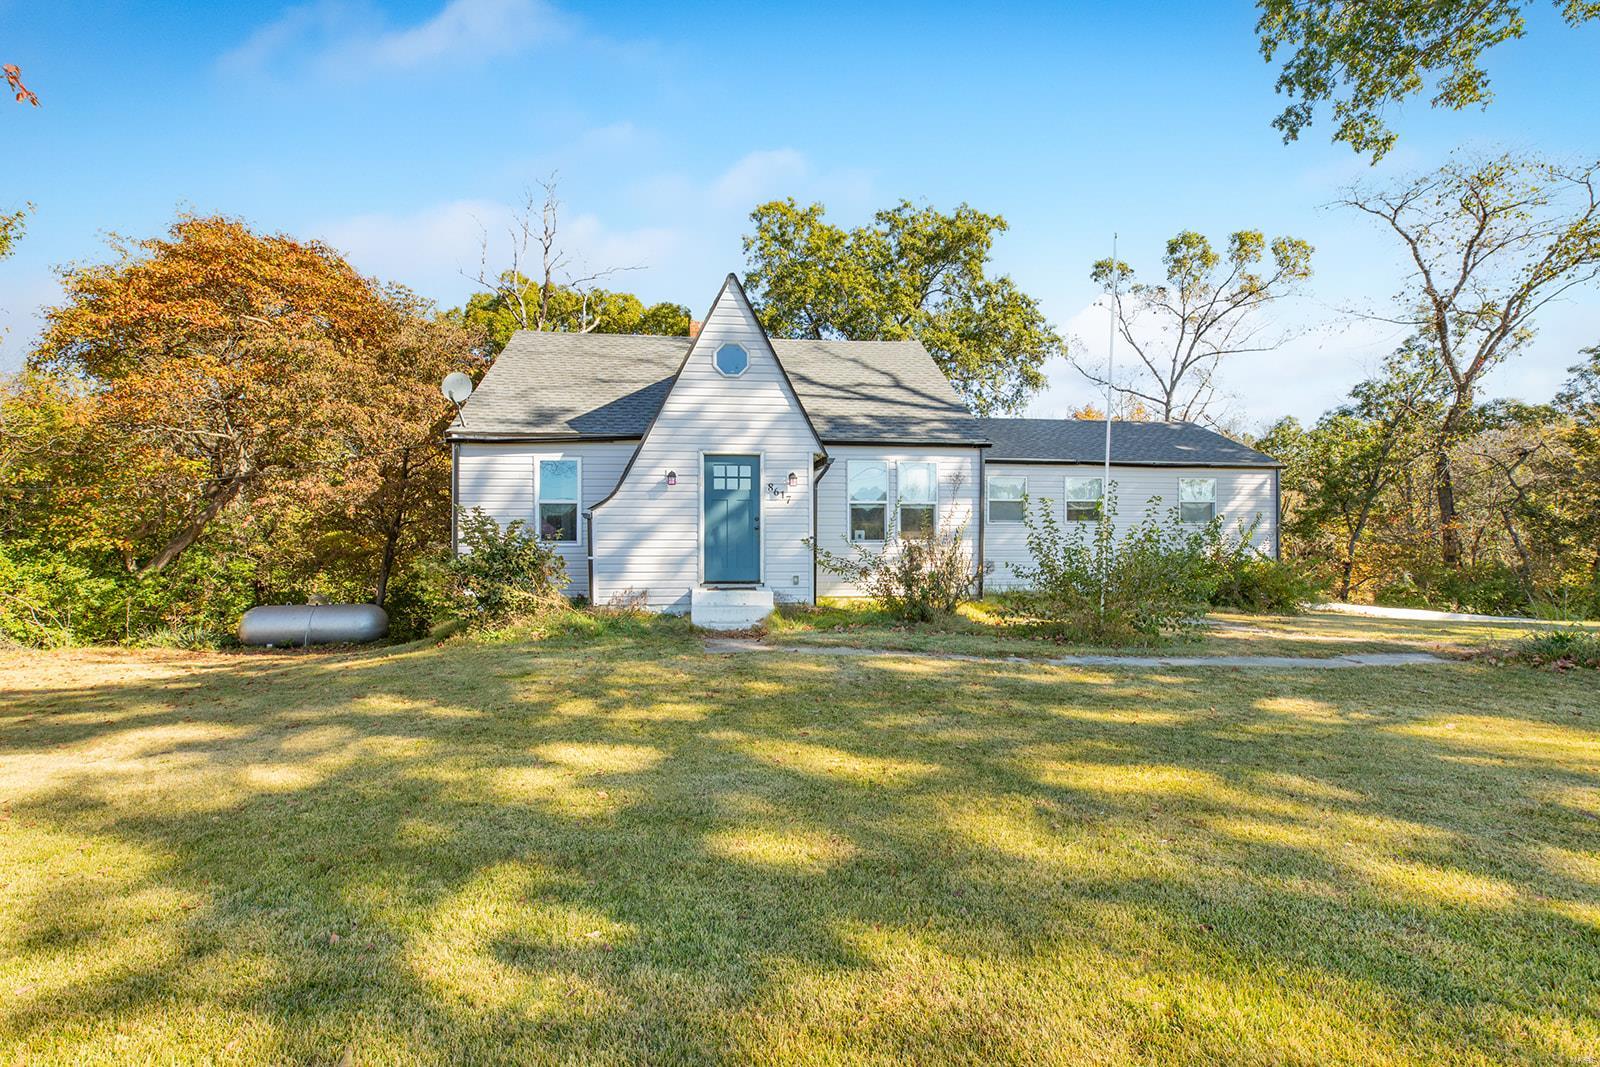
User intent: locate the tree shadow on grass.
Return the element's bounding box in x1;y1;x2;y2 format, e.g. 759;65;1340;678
1;637;1598;1063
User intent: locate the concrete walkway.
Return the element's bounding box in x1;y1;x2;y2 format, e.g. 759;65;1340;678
1314;602;1592;627
702;638;1449;670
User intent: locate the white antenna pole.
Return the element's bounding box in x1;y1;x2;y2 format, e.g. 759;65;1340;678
1100;233;1118;614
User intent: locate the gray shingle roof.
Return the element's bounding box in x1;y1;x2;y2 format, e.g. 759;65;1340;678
977;418;1280;467
450;333;684;439
445;331;1277;467
447;332;985;445
773;339;984;444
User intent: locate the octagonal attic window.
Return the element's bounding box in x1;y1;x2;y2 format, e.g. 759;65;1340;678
714;343;749;377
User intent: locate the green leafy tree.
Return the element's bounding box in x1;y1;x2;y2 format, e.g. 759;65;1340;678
0;204;27;260
1338;153;1600;567
1554;345;1600;596
1258;0;1600;160
1262;343;1445;599
1080;229;1314;421
454;278;690;354
742;198;1064;415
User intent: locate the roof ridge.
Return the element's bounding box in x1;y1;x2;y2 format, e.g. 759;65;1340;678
502;329;691;342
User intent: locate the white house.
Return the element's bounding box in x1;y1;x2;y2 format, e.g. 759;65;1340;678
448;275;1281;626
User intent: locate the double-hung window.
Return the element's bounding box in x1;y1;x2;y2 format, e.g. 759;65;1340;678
897;461;938;538
536;457;581;542
987;475;1026;523
1178;477;1216;523
1064;476;1103;521
847;460;888;542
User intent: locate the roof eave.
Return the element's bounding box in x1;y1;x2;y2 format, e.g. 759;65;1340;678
985;456;1282;468
445;430;644;444
820;437;991;448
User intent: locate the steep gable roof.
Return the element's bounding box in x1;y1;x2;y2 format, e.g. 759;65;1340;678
447;328;984;445
978;418;1280;467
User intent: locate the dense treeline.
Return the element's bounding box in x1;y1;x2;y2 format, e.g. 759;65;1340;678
1256;152;1600;618
1;162;1596;647
0;217;476;644
0;214;693;647
1261;344;1600;617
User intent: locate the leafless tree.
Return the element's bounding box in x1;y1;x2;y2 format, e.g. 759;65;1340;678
1074;229;1314;422
467;173;642;333
1336;153;1600;566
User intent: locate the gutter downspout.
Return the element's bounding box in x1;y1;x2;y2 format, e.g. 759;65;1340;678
975;446;986;599
584;511;596;604
1272;467;1282;561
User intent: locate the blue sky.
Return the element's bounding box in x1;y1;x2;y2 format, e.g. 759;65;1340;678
3;0;1597;425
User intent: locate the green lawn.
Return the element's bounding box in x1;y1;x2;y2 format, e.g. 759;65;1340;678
2;615;1598;1064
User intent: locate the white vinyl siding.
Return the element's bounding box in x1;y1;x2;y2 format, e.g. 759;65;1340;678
456;441;635;595
983;463;1277;590
588;278;821;612
815;445;981;599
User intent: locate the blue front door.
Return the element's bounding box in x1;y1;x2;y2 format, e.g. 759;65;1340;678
704;455;760;583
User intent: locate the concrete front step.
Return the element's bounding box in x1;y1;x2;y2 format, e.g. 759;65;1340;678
691;587;774;631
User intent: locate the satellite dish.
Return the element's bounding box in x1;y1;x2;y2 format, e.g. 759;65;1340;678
441;372;474;427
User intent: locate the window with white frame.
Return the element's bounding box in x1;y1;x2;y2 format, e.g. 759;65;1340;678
1178;477;1216;523
987;474;1026;523
1064;476;1103;521
847;460;888;541
897;461;937;538
537;457;580;542
713;343;749;377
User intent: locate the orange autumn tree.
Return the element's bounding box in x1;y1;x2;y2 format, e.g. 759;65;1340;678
1067;398;1151;421
285;304;484;607
31;215;478;603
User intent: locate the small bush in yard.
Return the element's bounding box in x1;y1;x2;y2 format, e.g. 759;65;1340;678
811;526;979;622
1196;518;1323;613
996;490;1215;643
439;508;568;630
1513;627;1600;669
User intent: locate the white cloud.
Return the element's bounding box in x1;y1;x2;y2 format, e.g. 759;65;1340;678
221;0;572;78
313;145;878;312
1025;295;1401;429
709;149;811;208
318;197;682;309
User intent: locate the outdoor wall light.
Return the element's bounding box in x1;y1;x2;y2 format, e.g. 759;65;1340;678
787;471;799;487
666;470;677;486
